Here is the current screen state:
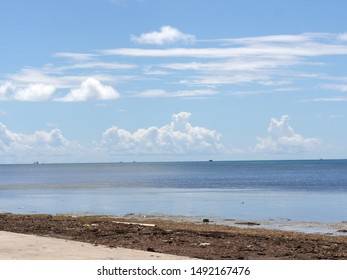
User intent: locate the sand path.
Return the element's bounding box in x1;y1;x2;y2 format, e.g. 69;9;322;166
0;231;192;260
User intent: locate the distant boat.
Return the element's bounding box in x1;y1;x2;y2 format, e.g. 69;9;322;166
33;161;39;165
208;159;213;162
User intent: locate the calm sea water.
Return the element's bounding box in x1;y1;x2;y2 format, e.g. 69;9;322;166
1;160;347;225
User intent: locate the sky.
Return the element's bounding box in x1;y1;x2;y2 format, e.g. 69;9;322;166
1;0;347;163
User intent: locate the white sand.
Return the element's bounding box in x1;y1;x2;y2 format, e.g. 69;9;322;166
0;231;193;260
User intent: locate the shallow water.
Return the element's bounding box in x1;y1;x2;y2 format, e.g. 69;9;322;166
1;160;347;233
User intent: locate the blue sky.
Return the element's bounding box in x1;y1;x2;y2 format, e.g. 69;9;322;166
1;0;347;163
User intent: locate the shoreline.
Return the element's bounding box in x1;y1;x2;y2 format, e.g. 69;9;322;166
1;213;347;260
124;213;347;236
7;211;347;236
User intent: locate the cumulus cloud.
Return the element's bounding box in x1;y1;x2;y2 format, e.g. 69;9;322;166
0;122;81;163
98;112;224;155
14;84;56;101
0;82;16;100
0;123;66;150
57;77;120;102
254;115;320;153
0;81;55;101
131;26;195;45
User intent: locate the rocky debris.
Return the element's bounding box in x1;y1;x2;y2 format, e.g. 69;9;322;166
235;221;261;226
0;213;347;260
199;242;211;247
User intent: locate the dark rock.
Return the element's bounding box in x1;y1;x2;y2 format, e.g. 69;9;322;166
235;222;260;226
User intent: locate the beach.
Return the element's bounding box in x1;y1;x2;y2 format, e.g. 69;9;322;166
1;162;347;260
1;213;347;260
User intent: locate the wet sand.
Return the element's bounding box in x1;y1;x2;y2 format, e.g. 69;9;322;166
1;213;347;260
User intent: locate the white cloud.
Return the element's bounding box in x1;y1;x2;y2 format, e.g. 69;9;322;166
143;67;169;76
5;32;347;104
102;34;347;58
161;58;300;72
0;81;16;100
304;82;347;102
337;33;347;41
322;83;347;92
173;89;217;97
0;123;19;149
228;87;299;97
253;115;320;154
185;74;267;86
8;68;72;88
101;47;244;57
54;52;97;61
98;112;224;155
136;88;216;98
9;67;133;90
60;61;136;70
57;77;120;102
131;26;195;45
14;84;56;101
137;89;167;97
102;33;347;90
159;55;300;88
0;81;55;101
0;122;81;163
24;129;69;147
3;68;127;102
0;123;67;150
304;96;347;102
221;33;331;45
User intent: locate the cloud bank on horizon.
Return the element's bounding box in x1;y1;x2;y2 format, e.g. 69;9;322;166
0;111;320;163
254;115;320;154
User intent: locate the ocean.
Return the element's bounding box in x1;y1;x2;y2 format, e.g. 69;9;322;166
1;160;347;233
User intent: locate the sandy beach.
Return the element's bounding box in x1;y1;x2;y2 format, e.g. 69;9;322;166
1;213;347;260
